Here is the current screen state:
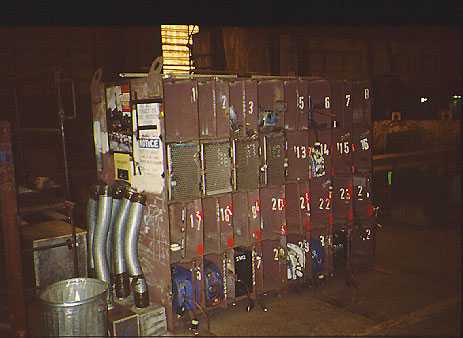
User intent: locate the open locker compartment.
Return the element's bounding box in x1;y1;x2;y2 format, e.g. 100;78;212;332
352;80;372;127
232;190;261;247
202;193;234;255
170;258;206;331
232;138;260;192
309;227;333;279
233;246;256;304
229;79;259;138
308;129;332;180
202;253;226;309
352;127;372;173
168;199;204;263
284;79;309;130
257;79;286;131
332;128;353;175
332;175;354;227
307;78;333;129
260;132;286;187
260;186;286;240
331;80;353;129
286;233;311;286
286;131;310;182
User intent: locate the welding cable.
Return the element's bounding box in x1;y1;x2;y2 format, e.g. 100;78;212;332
94;185;113;284
86;185;99;277
124;192;149;308
113;188;135;299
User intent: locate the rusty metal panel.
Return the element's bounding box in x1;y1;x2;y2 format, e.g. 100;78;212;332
260;186;286;240
285;182;311;235
332;128;353;175
286;131;310;181
262;133;286;187
308;78;332;129
332;175;353;225
309;178;333;229
352;128;372;172
168;199;204;263
331;80;353;129
353;173;373;221
232;191;261;247
163;79;199;142
284;80;309;130
203;141;232;196
309;227;332;278
350;223;375;271
352;81;372;127
203;194;233;255
233;139;260;191
286;234;310;283
198;80;215;139
248;190;262;243
252;243;264;295
215;79;231;138
167;143;201;201
230;80;259;137
258;80;285;131
308;130;332;180
261;239;286;293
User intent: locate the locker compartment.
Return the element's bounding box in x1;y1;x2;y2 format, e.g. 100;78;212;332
308;78;332;129
353;173;374;221
260;186;286;240
202;141;232;196
261;133;286;187
332;128;353;175
203;194;233;255
285;182;310;235
251;243;264;296
352;128;372;172
233;139;260;191
308;129;332;180
332;175;353;225
232;190;261;247
331;80;353;129
257;79;285;130
261;239;287;293
167;143;201;201
286;131;310;182
163;79;199;142
171;259;204;322
169;200;204;263
234;247;254;299
309;178;333;229
350;222;376;271
332;227;348;272
286;234;310;282
203;254;225;308
284;79;309;130
352;81;372;127
229;79;259;137
309;228;332;278
198;79;230;139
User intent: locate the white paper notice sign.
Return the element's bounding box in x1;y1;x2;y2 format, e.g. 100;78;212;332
131;103;164;194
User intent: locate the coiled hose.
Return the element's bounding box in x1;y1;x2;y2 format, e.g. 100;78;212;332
124;192;149;308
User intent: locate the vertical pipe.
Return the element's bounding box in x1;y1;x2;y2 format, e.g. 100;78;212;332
86;185;100;277
113;188;134;298
124;192;149;308
107;185;124;280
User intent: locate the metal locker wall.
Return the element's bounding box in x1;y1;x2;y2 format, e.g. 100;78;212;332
332;175;353;226
307;78;332;129
286;131;310;181
308;129;332;180
352;81;372;127
168;199;204;263
257;80;285;130
203;194;233;255
167;143;202;201
261;239;286;293
233;139;260;191
284;79;309;130
163;79;199;142
202;141;232;196
261;133;286;187
260;186;286;240
352;128;372;172
332;128;353;175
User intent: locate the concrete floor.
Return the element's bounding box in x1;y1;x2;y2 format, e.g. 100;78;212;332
177;216;461;337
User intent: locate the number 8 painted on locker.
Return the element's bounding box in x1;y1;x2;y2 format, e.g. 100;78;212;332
364;88;370;100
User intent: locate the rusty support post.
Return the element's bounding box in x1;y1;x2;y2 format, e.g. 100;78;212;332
0;121;27;338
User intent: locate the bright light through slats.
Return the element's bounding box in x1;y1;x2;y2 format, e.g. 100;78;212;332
161;25;199;74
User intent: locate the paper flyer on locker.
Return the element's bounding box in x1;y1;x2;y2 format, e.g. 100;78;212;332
131;103;164;194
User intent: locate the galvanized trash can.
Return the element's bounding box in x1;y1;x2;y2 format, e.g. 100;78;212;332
39;278;108;337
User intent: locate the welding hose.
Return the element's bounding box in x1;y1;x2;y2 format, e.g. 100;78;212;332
125;192;149;308
113;188;134;299
86;185;99;277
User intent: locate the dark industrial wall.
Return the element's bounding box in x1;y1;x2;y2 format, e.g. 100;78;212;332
194;26;462;120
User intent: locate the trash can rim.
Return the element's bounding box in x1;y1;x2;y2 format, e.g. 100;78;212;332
39;277;109;308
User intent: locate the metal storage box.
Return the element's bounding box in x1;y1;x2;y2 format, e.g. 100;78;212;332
20;221;87;293
232;190;261;246
309;178;333;229
352;81;372;127
284;79;309;130
352;128;372;172
332;175;353;225
309;227;333;278
286;131;310;181
229;79;259;137
257;79;285;130
331;80;353;129
261;239;287;294
202;141;232;195
307;78;332;129
203;194;234;254
198;79;230;139
286;234;310;283
260;133;286;187
332;128;353;175
232;138;260;191
308;129;332;179
260;186;286;240
350;223;376;271
285;182;310;235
